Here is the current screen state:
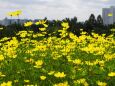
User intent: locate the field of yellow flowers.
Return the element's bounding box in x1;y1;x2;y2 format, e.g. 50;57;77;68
0;20;115;86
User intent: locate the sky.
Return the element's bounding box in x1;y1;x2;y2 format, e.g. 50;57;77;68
0;0;115;21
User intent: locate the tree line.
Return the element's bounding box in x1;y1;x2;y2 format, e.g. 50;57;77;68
0;14;115;39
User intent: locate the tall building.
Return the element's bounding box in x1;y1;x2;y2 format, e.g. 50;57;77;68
102;6;115;25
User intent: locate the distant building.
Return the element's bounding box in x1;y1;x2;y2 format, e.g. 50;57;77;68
102;6;115;25
0;17;33;26
1;17;11;26
0;17;42;26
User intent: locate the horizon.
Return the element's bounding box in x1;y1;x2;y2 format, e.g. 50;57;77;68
0;0;115;21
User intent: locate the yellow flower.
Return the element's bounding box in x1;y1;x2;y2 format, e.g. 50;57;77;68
0;81;12;86
26;85;37;86
16;31;28;37
40;76;46;80
0;72;6;77
35;20;48;28
48;71;55;75
0;27;3;30
81;31;87;35
77;78;86;83
39;28;46;31
43;24;48;28
75;78;89;86
61;22;69;28
69;33;77;40
34;60;43;68
24;21;33;27
0;55;4;61
35;20;47;25
97;81;107;86
7;10;22;17
37;45;47;51
54;81;69;86
14;80;19;83
15;10;22;16
20;33;27;38
73;59;81;65
54;72;66;78
25;58;34;63
108;72;115;77
98;60;105;67
24;80;30;83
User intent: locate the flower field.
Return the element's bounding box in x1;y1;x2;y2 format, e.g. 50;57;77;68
0;21;115;86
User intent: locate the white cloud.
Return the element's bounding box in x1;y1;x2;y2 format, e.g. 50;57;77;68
0;0;115;21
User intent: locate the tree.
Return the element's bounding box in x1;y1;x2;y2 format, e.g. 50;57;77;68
89;14;96;24
84;14;97;34
97;15;103;24
71;16;77;24
69;17;78;34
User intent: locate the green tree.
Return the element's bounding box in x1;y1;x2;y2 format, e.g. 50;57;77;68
89;14;96;24
97;15;103;24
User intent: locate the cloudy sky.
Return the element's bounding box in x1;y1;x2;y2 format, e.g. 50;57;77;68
0;0;115;21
